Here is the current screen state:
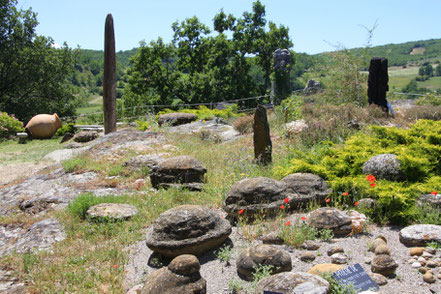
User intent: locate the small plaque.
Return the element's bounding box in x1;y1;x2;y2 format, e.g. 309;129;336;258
332;263;379;293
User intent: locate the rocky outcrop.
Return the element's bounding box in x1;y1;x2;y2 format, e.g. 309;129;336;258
236;244;292;281
141;254;206;294
146;205;231;258
399;224;441;246
256;272;330;294
362;154;403;181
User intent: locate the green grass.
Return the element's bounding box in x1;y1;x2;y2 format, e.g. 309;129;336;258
418;76;441;91
0;138;61;165
76;95;103;115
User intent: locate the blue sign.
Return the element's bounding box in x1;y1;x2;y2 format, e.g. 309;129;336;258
332;263;379;293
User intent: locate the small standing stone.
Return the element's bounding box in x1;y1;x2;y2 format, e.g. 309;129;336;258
253;105;272;165
103;14;117;134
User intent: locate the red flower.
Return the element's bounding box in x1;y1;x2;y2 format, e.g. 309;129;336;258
284;197;290;203
113;264;118;268
280;205;285;209
325;198;331;203
301;216;306;220
432;191;438;196
342;192;349;196
370;183;377;187
366;175;376;183
285;221;291;226
238;209;244;215
354;201;359;206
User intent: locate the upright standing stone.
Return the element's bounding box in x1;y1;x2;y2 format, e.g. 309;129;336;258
368;57;389;112
103;14;117;134
271;49;292;105
253;105;272;165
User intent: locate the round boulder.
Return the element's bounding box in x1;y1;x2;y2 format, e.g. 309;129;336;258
150;156;207;191
158;112;197;126
72;131;99;143
236;244;292;281
280;173;331;208
256;272;330;294
306;207;352;236
141;254;206;294
371;254;398;277
146;205;231;257
223;177;288;218
362;153;403;181
86;203;138;222
399;224;441;246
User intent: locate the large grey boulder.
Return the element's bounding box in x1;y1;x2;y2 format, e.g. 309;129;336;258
362;153;403;181
256;272;330;294
223;177;288;218
150;156;207;191
146;205;231;257
236;244;292;281
141;254;206;294
399;224;441;246
281;173;331;208
306;207;352;236
158;113;197;126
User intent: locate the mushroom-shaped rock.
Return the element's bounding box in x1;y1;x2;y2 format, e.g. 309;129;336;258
86;203;138;222
399;224;441;246
223;177;288;218
146;205;231;257
150;156;207;191
281;173;331;208
141;254;206;294
72;131;99;143
256;272;330;294
158;112;197;126
306;207;352;236
362;153;403;181
25;113;62;139
236;244;292;281
371;254;398;277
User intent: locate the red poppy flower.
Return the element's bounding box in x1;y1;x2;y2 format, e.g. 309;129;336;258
238;209;244;215
354;201;359;206
370;183;377;187
301;216;306;220
280;205;285;209
325;198;331;203
284;197;290;203
432;191;438;195
113;264;118;268
366;175;376;182
285;221;291;226
342;192;349;196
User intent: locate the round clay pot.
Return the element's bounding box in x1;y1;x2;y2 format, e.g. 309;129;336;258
25;113;62;139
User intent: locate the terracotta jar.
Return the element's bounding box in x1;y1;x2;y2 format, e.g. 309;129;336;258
25;113;62;139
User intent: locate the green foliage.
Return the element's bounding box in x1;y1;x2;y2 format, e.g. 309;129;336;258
415;93;441;106
318;228;335;241
280;94;303;122
158;105;242;121
227;279;245;293
135;120;150;131
55;123;76;136
0;0;78;123
278;221;318;248
215;245;233;265
275;120;441;225
62;157;88;173
321;273;357;294
66;193;126;220
22;252;39;273
0;112;24;138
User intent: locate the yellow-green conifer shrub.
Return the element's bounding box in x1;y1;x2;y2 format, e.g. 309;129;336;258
274;120;441;225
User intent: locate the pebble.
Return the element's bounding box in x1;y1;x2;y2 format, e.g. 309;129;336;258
423;273;436;283
418;257;427;265
427;260;437;268
331;253;348;264
412;262;422;268
300;252;316;262
301;240;320;250
438;274;441;280
426;248;437;255
375;244;390;255
419;267;428;274
327;246;344;256
410;247;425;256
364;258;372;265
408;258;417;264
370;273;388;286
422;251;434;258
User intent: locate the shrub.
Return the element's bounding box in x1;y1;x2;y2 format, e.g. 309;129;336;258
415;94;441;106
158;104;242;121
403;105;441;122
67;193;126;220
0;112;24;138
55;123;76;136
280;94;303;122
274;120;441;225
232;115;254;134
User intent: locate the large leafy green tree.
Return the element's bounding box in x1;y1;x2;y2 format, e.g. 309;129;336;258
0;0;77;123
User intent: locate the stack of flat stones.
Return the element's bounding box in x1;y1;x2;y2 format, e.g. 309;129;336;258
407;247;441;284
369;236;398;278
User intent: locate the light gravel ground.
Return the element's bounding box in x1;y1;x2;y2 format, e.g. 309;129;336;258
124;217;441;294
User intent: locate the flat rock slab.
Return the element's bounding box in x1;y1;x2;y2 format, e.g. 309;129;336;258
146;205;231;257
400;224;441;246
256;272;330;294
168;118;240;142
86;203;138;222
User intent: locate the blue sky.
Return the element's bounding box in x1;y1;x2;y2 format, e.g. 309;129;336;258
17;0;441;54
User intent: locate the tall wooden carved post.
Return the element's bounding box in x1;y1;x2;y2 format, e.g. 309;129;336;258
368;57;389;112
253;105;272;165
103;14;117;134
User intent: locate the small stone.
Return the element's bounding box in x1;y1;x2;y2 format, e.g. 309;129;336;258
408;258;417;264
168;254;200;275
300;252;316;262
301;240;320;250
370;273;388;286
369;239;387;252
412;262;422;268
262;232;284;245
418;257;427;265
365;258;372;265
437;274;441;280
371;254;398;277
419;267;428;274
426;248;437;255
427;260;437;268
423;273;436;283
423;251;434;258
331;253;348;264
307;264;345;276
375;244;390;255
410;247;425;256
327;246;344;256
